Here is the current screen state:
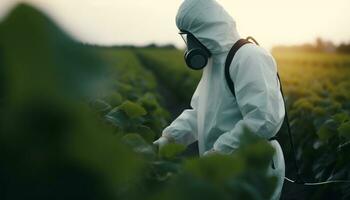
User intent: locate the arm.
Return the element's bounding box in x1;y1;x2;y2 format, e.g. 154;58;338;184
213;47;285;154
161;81;201;146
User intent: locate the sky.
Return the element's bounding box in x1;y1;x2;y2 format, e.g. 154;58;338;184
0;0;349;49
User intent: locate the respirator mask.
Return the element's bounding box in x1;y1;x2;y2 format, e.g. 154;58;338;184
179;30;211;70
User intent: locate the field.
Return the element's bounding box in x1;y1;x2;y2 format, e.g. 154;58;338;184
136;48;350;199
1;4;350;200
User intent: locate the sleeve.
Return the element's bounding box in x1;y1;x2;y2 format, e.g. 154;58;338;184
213;47;285;154
161;81;201;146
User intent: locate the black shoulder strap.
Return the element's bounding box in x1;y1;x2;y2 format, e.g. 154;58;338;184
224;37;304;183
224;39;252;98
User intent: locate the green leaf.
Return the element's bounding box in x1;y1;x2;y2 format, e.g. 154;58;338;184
159;143;186;159
316;119;338;141
151;160;181;181
312;107;326;116
317;125;334;141
90;99;111;112
118;100;147;118
122;134;155;160
293;98;314;111
338;121;350;139
107;92;123;107
105;108;129;129
135;125;155;143
333;113;349;124
137;92;159;110
184;155;244;184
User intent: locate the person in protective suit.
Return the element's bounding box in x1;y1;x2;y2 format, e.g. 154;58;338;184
153;0;285;199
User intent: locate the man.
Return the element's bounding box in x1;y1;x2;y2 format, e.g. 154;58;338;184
154;0;285;199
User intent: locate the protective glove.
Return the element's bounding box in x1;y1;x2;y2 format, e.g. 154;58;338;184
203;149;218;156
203;149;216;156
153;136;171;151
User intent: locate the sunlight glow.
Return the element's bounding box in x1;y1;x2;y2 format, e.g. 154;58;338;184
1;0;349;49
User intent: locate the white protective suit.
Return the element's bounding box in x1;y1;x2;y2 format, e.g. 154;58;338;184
160;0;286;199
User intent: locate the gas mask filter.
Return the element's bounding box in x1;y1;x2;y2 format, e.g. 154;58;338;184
179;30;211;70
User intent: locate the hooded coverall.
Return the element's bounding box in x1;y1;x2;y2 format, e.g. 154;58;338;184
159;0;286;199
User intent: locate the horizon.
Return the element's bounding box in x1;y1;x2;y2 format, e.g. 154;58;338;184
1;0;350;50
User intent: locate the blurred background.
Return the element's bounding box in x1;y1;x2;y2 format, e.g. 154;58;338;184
0;1;349;200
1;0;350;48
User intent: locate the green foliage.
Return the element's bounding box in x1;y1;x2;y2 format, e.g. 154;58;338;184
118;100;147;118
0;4;148;200
157;132;276;200
136;49;201;102
274;51;350;199
159;143;187;160
106;92;123;107
122;134;156;160
317;119;338;142
338;121;350;139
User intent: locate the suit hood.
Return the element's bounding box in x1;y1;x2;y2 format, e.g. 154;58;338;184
176;0;240;55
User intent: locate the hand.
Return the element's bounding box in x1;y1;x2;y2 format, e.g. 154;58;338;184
203;149;219;156
153;137;171;151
